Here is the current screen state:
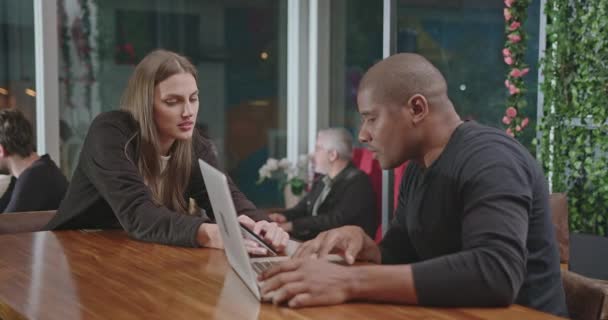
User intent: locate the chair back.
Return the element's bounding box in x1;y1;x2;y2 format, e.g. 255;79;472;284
0;210;56;234
550;193;608;320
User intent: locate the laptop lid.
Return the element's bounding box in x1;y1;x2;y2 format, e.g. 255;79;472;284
198;159;262;300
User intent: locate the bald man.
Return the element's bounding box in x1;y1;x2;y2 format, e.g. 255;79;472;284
258;53;567;317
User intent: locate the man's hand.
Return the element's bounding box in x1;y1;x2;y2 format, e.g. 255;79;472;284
258;258;357;307
268;213;287;223
293;226;381;264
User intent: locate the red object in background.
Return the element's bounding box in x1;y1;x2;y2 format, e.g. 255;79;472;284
352;148;382;242
393;162;408;209
353;147;409;243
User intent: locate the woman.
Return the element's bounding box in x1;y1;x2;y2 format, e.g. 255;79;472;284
47;50;287;253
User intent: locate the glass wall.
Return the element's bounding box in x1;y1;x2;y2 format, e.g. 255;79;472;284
0;0;36;139
328;1;540;149
58;0;286;207
329;0;383;144
396;0;540;147
0;0;36;194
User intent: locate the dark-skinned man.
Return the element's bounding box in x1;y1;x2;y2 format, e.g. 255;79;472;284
258;53;567;317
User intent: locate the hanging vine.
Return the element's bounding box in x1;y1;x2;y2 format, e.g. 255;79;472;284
540;0;608;236
502;0;532;138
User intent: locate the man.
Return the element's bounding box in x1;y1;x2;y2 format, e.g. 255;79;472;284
258;53;568;317
269;128;377;241
0;109;68;213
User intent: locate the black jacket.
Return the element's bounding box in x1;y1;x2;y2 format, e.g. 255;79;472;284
284;163;377;240
46;110;267;247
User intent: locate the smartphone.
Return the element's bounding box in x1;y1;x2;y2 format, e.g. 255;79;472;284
239;225;278;256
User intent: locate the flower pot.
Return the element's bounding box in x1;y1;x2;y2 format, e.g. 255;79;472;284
283;185;303;208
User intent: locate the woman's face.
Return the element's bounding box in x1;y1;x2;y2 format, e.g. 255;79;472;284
153;72;199;147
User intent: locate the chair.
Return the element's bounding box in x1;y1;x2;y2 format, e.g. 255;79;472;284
549;193;608;320
0;210;56;235
550;193;570;266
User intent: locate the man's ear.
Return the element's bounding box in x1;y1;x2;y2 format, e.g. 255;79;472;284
0;145;6;158
407;94;429;125
328;149;338;162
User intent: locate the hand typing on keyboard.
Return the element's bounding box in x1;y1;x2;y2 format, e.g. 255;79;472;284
238;215;289;255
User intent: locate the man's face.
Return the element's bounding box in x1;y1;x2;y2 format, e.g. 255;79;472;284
312;134;332;175
357;89;418;169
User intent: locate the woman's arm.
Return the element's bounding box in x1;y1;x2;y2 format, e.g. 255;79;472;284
80;112;208;247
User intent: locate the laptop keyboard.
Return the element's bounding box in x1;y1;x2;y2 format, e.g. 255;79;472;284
251;260;280;275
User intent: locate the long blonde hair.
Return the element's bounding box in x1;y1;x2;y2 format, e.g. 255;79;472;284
121;49;198;213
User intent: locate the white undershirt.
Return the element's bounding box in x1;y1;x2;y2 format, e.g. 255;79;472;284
160;155;171;173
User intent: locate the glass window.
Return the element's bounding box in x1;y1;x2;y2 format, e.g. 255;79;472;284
329;0;383;141
59;0;286;207
0;0;36;141
396;0;540;147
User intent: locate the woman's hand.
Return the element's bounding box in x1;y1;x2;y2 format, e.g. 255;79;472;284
196;216;290;255
238;215;289;254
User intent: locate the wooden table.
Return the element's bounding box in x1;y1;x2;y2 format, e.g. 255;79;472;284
0;231;564;320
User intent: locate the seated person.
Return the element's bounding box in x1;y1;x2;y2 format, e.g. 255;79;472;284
46;50;288;254
258;53;568;317
0;109;68;213
268;128;377;241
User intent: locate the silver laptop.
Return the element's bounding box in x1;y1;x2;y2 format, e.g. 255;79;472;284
198;159;291;301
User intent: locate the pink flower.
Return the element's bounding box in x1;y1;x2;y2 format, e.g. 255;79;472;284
504;56;514;65
510;68;531;78
506;107;518;118
509;21;521;31
515;125;522;132
508;34;522;43
502;48;512;57
504;0;515;8
509;85;521;95
504;8;512;21
505;79;511;88
502;116;512;125
506;128;514;137
521;117;530;128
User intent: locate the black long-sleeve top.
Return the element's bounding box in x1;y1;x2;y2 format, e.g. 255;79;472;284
45;111;267;247
284;163;377;240
380;121;568;317
0;154;68;213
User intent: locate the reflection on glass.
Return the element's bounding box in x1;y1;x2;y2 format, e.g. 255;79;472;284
329;0;383;143
396;0;540;147
58;0;286;207
0;0;37;142
214;269;260;320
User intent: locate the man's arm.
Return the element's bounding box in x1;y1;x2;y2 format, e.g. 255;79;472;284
409;161;530;307
262;159;530;308
282;188;313;221
290;173;375;237
350;264;418;304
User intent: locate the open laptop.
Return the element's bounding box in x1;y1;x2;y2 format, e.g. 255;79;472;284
198;159;293;301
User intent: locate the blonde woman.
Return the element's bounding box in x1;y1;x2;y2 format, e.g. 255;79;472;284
47;50;288;253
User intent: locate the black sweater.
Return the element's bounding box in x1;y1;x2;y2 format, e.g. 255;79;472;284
0;154;68;213
380;121;568;317
46;111;267;247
